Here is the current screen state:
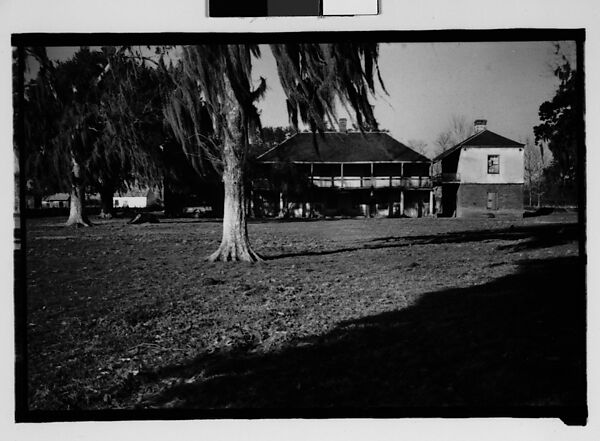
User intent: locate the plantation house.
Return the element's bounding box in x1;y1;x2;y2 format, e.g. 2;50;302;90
433;120;525;217
254;119;525;219
254;119;433;218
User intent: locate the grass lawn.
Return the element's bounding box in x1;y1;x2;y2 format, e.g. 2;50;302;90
22;213;585;413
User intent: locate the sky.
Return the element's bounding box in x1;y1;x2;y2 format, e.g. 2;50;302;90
251;41;576;157
41;41;576;158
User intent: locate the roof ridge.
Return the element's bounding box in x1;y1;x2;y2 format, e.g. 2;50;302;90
432;130;484;162
456;129;485;147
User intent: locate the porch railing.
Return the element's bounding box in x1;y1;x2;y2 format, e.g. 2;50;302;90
311;176;432;189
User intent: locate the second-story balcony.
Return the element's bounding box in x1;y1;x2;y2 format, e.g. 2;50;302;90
311;176;432;189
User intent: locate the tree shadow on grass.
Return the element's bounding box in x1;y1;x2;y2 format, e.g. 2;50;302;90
134;255;585;416
265;222;581;260
374;222;581;252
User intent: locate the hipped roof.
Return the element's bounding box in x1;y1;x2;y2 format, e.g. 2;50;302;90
257;132;430;163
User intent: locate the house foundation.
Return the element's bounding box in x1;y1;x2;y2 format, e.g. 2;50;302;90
457;183;523;217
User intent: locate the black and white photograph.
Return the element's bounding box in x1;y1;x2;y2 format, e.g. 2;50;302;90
12;30;587;424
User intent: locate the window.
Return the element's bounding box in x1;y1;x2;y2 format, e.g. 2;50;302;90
487;155;500;174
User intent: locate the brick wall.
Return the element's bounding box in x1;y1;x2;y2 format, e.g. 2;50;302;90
457;183;523;217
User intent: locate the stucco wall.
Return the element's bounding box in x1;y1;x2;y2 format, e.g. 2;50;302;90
457;147;524;184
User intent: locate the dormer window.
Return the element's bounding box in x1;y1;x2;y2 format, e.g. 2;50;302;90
487;155;500;174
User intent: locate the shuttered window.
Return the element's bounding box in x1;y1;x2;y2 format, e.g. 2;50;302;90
487;155;500;174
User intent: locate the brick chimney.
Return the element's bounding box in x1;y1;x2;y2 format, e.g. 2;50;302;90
474;119;487;134
339;118;347;133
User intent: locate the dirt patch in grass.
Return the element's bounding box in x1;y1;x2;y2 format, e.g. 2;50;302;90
23;213;585;411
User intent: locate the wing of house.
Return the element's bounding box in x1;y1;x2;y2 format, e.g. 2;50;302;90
433;119;525;217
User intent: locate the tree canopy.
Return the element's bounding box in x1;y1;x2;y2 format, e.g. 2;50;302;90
20;43;385;258
24;48;107;194
24;47;173;203
162;43;385;261
165;43;385;175
533;57;579;187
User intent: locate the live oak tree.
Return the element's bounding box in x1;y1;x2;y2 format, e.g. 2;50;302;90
24;47;168;224
165;43;384;262
92;48;168;218
533;54;579;196
24;48;106;226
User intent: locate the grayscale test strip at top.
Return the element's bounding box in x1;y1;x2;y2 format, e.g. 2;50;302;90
208;0;379;17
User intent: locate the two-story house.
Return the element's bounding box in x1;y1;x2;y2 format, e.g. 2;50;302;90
433;119;524;217
254;120;433;218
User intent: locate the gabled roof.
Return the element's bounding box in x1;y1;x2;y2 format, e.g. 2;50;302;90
257;132;430;163
434;129;524;162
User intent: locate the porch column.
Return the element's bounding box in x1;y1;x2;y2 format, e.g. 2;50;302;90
400;190;405;216
369;163;375;217
340;163;344;188
310;163;314;185
429;190;434;216
279;192;284;217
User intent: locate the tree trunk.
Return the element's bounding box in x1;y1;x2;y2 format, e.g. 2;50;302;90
206;67;262;262
66;156;92;227
246;186;253;218
208;144;261;262
163;177;177;217
99;185;114;219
